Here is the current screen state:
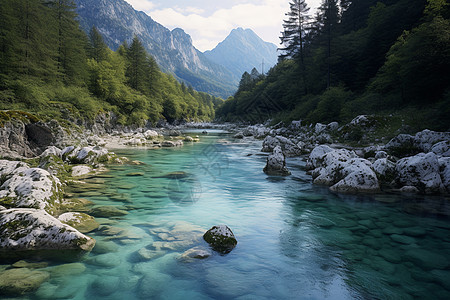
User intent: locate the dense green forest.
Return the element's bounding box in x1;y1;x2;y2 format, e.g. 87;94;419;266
0;0;222;125
217;0;450;131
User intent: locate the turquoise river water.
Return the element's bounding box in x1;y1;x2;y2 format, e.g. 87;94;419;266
2;129;450;299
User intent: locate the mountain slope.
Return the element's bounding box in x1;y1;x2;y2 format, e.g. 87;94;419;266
204;28;278;79
74;0;238;98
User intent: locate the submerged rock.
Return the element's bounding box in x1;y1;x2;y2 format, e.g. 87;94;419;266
0;268;50;296
180;246;212;261
89;206;129;218
0;208;95;251
58;212;99;233
203;225;237;254
161;140;183;147
263;145;291;176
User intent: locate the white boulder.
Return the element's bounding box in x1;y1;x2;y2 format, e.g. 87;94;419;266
0;208;95;251
431;141;450;157
308;146;379;193
438;157;450;192
263;146;291;176
414;130;450;153
261;136;302;157
395;152;445;193
0;167;62;214
39;146;62;158
143;130;159;139
71;165;93;177
373;158;396;178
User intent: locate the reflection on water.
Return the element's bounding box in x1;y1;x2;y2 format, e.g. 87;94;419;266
1;130;449;299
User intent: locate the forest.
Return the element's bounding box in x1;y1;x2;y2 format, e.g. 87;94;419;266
0;0;222;125
217;0;450;131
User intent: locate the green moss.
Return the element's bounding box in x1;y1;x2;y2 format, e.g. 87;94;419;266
0;110;39;127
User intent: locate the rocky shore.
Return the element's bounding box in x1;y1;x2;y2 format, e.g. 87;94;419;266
0;111;204;259
1;111;449;260
229;116;450;197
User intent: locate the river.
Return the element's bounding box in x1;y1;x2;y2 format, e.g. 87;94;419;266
9;129;450;299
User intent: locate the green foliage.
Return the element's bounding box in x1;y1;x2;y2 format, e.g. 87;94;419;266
217;0;449;131
0;0;222;126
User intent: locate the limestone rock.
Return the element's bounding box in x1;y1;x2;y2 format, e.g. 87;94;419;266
161;140;183;147
438;157;450;192
203;225;237;254
261;135;302;157
263;145;291;176
395;152;445;193
71;165;93;177
89;206;129;218
373;158;396;179
0;208;95;251
414;129;450;153
58;212;99;233
308;146;379;193
143;130;159;139
0;166;62;214
431;140;450;157
180;246;212;261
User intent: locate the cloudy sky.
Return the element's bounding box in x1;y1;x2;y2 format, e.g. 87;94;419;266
124;0;322;52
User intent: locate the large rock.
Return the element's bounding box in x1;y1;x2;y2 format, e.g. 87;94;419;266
308;147;379;193
62;146;110;165
0;164;62;214
395;152;445;193
373;158;396;180
203;225;237;254
263;145;291;176
161;140;183;147
0;268;50;296
431;140;450;157
385;134;417;157
413;129;450;153
0;208;95;251
438;157;450;192
261;135;302;157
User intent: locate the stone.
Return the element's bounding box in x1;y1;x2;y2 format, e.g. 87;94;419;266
390;234;416;245
183;136;194;142
404;249;449;270
137;248;166;261
385;134;417;157
327;122;339;131
0;208;95;251
263;145;291;176
162;140;183;147
89;275;120;297
92;241;119;254
0;268;50;295
233;132;244;139
308;147;379;193
315;123;327;134
39;146;62;158
12;260;48;269
438;157;450;192
180;246;212;260
87;253;121;268
49;263;86;278
414;129;450;153
305;145;334;170
89;206;129;217
71;165;93;177
395;152;445;193
203;225;237;254
143;130;159;139
261;135;302;157
58;212;99;233
0;165;62;215
400;186;420;193
431;140;450;157
373;158;396;179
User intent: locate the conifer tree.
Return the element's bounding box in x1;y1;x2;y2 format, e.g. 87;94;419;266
88;26;108;62
126;36;148;92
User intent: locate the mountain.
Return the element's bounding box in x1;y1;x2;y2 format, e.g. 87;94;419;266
204;28;278;80
74;0;238;98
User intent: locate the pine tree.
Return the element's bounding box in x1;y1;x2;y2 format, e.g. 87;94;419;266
126;36;148;92
316;0;340;88
279;0;310;60
51;0;88;84
88;26;108;62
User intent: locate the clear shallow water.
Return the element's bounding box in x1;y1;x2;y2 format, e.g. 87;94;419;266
3;130;450;299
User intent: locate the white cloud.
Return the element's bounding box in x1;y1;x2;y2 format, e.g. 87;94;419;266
125;0;156;12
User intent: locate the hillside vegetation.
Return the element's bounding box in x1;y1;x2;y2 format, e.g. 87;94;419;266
217;0;450;132
0;0;222;126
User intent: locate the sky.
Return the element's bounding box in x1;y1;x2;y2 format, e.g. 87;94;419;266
124;0;322;52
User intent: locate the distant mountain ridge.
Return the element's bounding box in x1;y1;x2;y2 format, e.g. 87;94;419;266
74;0;238;98
204;28;278;80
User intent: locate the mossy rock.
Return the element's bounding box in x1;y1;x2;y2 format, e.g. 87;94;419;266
203;225;237;254
12;260;48;269
59;198;94;213
89;206;129;218
0;268;50;296
58;212;99;233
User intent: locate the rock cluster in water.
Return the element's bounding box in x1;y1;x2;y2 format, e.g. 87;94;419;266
233;116;449;196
